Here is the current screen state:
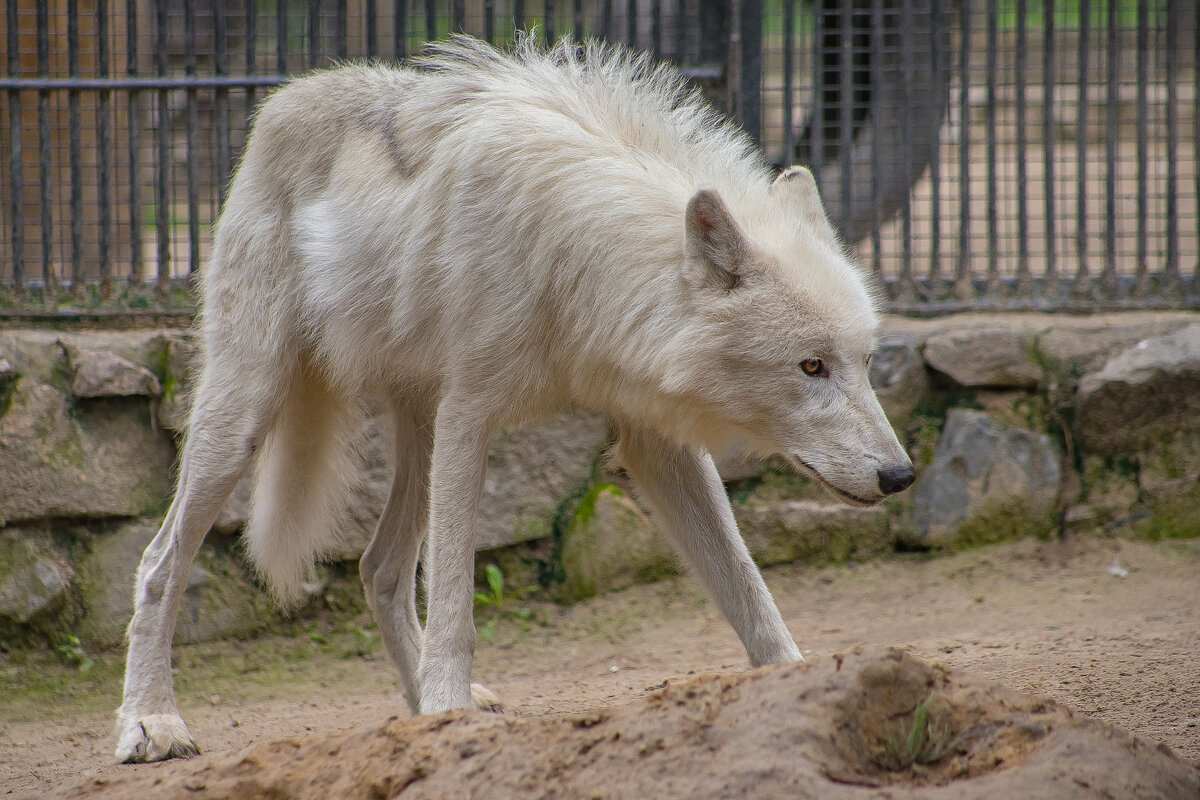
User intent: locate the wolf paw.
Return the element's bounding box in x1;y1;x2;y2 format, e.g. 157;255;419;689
470;682;504;713
115;712;200;763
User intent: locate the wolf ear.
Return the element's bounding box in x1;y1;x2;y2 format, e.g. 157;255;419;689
770;166;840;244
684;188;748;291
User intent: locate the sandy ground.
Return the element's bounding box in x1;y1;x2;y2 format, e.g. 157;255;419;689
2;535;1198;796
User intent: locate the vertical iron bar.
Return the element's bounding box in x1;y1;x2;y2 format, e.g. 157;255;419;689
395;0;407;58
573;0;583;43
928;0;943;288
68;0;85;300
155;0;171;296
1102;0;1118;298
1015;0;1030;296
127;0;143;286
626;0;636;47
651;0;662;58
309;0;321;68
782;0;795;161
367;0;378;58
336;0;348;59
545;0;556;43
1164;0;1179;290
838;0;852;244
277;0;288;72
697;0;725;64
1042;0;1056;297
984;0;998;294
6;0;23;296
739;0;763;143
37;0;55;296
452;0;465;34
601;0;612;42
1134;0;1148;292
870;0;883;276
810;1;825;185
485;0;495;43
515;0;526;34
185;0;200;276
216;0;231;213
899;0;914;293
1073;0;1088;295
426;0;437;42
246;0;258;121
674;0;686;62
954;0;972;300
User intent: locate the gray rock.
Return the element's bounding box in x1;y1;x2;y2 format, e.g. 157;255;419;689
0;330;73;387
909;409;1061;547
76;518;266;648
1075;324;1200;456
336;413;402;559
0;356;17;386
870;332;930;425
1034;315;1195;379
0;378;176;524
63;343;161;398
214;471;254;534
735;499;890;566
476;412;611;550
0;529;73;627
1136;433;1200;500
714;447;767;482
156;332;199;433
0;330;167;387
923;325;1043;389
559;484;676;602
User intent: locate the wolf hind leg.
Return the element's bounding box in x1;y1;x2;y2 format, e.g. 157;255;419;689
360;391;503;715
616;423;803;667
116;351;287;763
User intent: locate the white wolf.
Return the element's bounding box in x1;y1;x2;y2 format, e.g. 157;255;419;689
115;35;914;762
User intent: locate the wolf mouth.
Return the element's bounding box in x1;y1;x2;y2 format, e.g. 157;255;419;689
791;457;881;507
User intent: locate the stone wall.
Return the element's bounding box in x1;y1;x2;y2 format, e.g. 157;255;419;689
2;312;1198;650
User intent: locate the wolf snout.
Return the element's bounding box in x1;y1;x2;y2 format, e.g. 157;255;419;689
877;464;916;495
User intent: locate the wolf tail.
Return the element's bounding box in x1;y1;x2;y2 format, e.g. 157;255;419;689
241;369;361;606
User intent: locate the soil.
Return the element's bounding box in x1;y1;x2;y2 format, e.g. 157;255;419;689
3;535;1199;798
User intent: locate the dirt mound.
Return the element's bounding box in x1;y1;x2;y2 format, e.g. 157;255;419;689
53;648;1199;800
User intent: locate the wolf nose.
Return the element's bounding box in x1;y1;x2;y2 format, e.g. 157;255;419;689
877;464;916;495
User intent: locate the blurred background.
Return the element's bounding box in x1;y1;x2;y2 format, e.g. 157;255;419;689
1;0;1197;310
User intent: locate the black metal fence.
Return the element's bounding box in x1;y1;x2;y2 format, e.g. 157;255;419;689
1;0;1197;313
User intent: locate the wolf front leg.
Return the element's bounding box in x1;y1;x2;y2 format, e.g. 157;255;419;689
415;397;496;715
360;392;436;714
617;424;803;667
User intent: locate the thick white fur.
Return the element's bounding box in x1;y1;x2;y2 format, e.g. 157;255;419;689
116;35;911;762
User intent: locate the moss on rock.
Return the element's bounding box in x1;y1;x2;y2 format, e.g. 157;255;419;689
735;495;892;567
949;497;1057;551
1134;482;1200;542
558;484;677;603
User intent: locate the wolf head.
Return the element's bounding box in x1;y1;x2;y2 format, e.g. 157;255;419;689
663;166;914;506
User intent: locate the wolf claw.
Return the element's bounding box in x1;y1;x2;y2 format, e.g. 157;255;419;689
115;712;200;763
471;682;504;713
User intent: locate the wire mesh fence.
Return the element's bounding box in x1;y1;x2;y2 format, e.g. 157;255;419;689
1;0;1197;313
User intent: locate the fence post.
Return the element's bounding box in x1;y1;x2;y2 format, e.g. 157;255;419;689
734;0;762;144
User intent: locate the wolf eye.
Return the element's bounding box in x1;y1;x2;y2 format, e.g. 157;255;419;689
865;353;873;368
799;358;824;377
